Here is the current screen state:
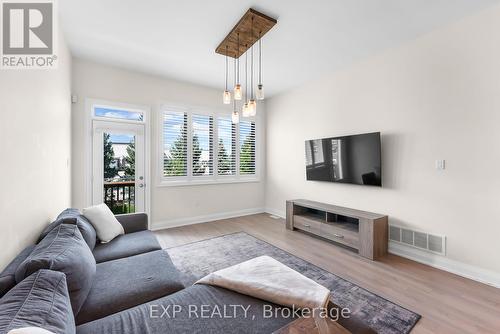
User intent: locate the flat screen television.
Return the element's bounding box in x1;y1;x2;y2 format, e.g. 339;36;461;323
305;132;382;186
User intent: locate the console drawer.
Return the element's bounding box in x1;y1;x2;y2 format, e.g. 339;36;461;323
321;223;360;249
293;215;322;235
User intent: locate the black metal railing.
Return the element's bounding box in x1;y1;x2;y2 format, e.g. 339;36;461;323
104;181;135;214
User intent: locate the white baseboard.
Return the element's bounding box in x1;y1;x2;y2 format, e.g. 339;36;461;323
389;241;500;288
151;207;265;231
265;207;285;219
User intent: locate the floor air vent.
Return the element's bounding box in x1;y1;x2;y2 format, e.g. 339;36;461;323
389;225;446;255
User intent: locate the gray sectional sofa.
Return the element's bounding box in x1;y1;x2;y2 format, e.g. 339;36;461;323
0;209;295;334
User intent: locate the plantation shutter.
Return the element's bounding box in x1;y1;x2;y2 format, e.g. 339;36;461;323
217;116;236;175
239;120;256;175
192;114;214;176
163;111;188;177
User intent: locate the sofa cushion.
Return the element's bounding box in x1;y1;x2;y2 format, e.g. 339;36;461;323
15;224;96;315
0;245;35;298
0;269;75;334
38;208;97;251
75;284;294;334
76;250;184;324
92;230;161;263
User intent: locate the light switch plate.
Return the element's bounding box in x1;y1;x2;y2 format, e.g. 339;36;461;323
435;159;446;170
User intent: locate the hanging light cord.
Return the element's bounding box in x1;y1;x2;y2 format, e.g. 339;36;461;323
234;57;237;109
251;17;254;99
259;31;262;85
225;45;228;91
237;33;240;84
245;45;248;102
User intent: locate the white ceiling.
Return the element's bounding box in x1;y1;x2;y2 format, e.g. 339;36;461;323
60;0;500;97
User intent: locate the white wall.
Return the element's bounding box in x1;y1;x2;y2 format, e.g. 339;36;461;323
71;59;265;229
0;31;72;269
265;5;500;277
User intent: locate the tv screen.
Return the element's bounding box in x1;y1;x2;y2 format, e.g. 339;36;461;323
305;132;382;186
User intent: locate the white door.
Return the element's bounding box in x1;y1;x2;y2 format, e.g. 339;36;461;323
92;120;146;214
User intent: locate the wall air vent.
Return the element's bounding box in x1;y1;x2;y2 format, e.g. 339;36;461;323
389;226;401;242
389;225;446;256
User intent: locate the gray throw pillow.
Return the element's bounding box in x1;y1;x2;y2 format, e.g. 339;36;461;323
15;224;96;315
38;208;97;250
0;245;35;298
0;269;75;334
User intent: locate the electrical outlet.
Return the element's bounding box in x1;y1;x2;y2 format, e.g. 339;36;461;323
435;159;446;170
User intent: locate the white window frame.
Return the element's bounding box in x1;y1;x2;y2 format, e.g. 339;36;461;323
158;103;260;187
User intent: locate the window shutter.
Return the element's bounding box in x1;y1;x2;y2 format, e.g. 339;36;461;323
192;114;214;176
163;111;188;177
217;116;236;175
239;120;256;175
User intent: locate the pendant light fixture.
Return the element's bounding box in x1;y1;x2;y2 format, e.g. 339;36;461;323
222;45;231;104
231;57;239;124
216;9;276;109
233;33;242;101
242;46;250;117
256;31;264;100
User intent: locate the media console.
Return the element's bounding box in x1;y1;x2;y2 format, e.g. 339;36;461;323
286;199;388;260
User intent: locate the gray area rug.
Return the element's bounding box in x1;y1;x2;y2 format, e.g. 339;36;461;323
166;232;420;334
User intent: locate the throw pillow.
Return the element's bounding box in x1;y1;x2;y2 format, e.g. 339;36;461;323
0;269;75;334
82;203;124;243
38;208;97;250
15;224;96;315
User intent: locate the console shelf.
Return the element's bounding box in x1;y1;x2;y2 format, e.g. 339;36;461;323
286;199;388;260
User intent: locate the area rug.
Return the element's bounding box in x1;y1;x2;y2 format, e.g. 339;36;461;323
166;232;420;334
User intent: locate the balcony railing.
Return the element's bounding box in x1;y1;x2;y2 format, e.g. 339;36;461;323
104;181;135;214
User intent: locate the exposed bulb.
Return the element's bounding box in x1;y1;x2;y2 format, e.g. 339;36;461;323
234;84;242;100
232;110;240;124
223;90;231;104
242;102;250;117
248;99;257;116
256;84;264;100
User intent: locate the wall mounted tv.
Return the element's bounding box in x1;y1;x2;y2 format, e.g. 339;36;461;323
305;132;382;186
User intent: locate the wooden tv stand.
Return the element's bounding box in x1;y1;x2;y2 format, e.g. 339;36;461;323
286;199;388;260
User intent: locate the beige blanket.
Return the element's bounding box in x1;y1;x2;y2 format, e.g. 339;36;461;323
196;255;336;333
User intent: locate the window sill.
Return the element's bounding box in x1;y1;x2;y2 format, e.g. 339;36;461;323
157;177;260;188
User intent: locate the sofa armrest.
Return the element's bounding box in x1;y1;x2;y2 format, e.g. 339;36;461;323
115;213;148;234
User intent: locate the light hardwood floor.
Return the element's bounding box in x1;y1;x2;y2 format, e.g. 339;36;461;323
154;213;500;334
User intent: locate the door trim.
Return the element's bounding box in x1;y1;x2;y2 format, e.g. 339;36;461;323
84;98;151;223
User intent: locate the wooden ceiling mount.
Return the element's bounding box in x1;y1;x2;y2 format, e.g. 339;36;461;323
216;8;277;59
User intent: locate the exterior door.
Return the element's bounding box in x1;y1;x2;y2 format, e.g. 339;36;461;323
92;120;146;213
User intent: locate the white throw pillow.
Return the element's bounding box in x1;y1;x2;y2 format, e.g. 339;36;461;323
8;328;55;334
82;203;124;243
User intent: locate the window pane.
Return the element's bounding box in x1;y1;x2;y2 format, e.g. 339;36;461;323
163;111;187;177
94;107;144;121
103;133;136;214
239;121;256;175
217;117;236;175
192;114;214;176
